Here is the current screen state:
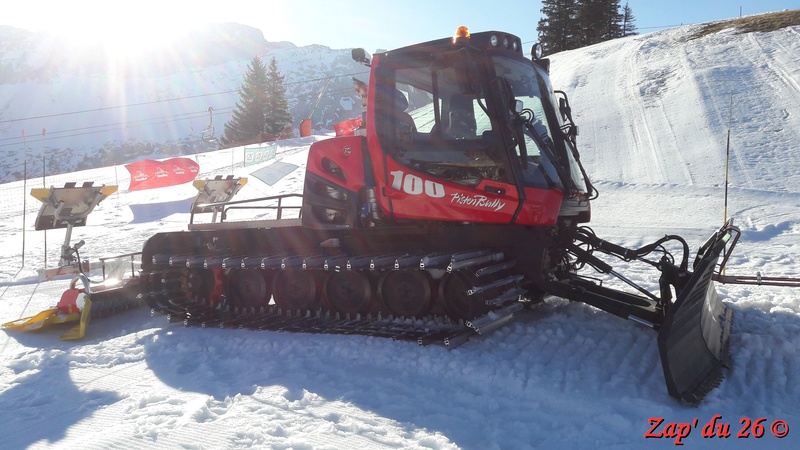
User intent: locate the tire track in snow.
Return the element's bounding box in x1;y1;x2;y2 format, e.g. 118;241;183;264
624;37;696;186
683;32;757;191
724;31;800;192
749;31;800;94
652;41;696;186
624;39;669;184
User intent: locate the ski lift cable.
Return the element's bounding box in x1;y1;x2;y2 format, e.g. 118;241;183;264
0;70;370;125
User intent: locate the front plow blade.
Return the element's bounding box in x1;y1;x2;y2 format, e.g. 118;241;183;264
657;224;734;405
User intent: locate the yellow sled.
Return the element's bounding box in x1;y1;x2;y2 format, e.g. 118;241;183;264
2;276;92;340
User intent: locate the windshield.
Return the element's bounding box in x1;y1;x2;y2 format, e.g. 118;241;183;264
492;56;587;195
374;48;587;194
492;56;562;190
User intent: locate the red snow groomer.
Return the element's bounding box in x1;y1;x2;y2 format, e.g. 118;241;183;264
16;27;797;405
133;28;742;405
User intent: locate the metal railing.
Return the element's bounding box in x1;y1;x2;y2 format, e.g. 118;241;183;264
189;194;303;228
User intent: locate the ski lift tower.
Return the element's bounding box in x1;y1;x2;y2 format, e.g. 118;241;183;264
300;77;333;137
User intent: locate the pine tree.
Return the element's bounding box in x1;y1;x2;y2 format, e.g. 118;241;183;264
263;57;292;136
621;1;638;37
223;56;270;144
537;0;634;52
607;0;625;39
537;0;581;53
578;0;623;46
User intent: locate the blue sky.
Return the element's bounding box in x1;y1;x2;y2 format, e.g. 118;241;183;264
3;0;798;52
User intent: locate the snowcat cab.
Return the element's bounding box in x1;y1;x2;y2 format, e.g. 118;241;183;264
304;30;592;231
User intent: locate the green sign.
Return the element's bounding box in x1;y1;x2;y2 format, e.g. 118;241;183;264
244;142;278;167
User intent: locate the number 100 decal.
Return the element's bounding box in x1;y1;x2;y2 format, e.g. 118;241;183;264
390;170;445;198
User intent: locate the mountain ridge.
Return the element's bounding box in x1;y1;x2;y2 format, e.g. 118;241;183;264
0;22;367;182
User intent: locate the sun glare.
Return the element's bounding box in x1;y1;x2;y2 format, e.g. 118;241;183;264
50;13;193;58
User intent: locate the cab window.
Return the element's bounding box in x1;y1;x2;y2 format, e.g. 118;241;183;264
376;60;511;188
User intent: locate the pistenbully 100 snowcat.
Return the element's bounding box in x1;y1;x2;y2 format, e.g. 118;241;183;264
132;28;735;404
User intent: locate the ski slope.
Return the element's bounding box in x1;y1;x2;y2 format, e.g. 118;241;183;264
1;20;800;449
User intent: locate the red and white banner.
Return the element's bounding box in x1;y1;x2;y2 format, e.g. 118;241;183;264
333;117;363;136
125;158;199;191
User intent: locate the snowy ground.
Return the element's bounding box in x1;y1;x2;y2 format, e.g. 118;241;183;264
1;20;800;449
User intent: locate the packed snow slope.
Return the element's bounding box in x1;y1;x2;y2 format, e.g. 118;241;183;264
549;16;800;194
1;15;800;449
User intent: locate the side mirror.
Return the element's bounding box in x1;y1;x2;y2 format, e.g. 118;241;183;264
351;48;372;66
514;99;524;114
557;92;579;139
558;96;571;122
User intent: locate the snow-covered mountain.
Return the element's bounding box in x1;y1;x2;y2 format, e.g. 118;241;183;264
1;12;799;449
0;23;369;182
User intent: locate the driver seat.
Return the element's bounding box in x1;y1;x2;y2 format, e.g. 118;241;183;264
446;94;476;139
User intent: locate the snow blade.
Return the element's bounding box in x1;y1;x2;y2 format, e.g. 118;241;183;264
657;223;734;405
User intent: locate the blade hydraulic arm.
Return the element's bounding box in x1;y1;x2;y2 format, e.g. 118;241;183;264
546;227;695;329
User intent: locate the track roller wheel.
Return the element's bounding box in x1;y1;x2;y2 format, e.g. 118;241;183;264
439;271;490;320
378;270;433;318
225;269;273;310
272;270;321;312
186;268;225;304
324;271;372;315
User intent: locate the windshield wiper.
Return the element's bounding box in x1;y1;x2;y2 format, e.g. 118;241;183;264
518;110;580;196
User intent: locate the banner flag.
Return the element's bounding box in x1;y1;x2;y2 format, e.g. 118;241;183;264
333;117;363;136
125;157;200;191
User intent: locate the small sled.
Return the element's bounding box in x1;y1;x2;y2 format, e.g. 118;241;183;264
2;276;93;340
